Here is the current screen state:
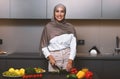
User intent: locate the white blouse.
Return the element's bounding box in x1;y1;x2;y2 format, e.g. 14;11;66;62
42;34;76;60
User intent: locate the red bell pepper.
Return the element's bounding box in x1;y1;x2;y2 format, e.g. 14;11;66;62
85;71;93;79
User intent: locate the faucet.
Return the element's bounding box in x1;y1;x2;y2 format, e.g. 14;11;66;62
115;36;120;54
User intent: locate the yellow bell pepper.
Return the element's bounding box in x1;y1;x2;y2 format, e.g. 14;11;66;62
76;70;85;79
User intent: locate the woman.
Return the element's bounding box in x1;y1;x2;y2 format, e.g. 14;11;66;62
40;4;77;72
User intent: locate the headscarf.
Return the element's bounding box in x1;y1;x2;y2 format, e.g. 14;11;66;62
40;4;76;48
51;3;66;23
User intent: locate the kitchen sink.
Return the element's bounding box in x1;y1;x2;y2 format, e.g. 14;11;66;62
99;53;120;57
100;53;114;56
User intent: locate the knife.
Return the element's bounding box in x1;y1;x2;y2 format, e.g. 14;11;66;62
53;64;61;71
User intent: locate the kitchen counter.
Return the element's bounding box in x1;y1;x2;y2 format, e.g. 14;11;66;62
0;52;45;59
1;53;120;79
1;72;99;79
1;52;120;60
0;52;48;77
75;53;120;79
76;53;120;60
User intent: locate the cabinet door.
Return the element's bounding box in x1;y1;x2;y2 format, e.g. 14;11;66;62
0;0;9;18
75;59;103;79
103;61;120;79
102;0;120;19
6;58;48;70
10;0;46;19
0;59;6;74
47;0;101;19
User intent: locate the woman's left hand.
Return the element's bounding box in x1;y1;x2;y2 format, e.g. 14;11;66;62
66;59;73;71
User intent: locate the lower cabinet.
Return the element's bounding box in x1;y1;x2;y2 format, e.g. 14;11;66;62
75;58;120;79
74;59;103;79
6;58;48;70
0;59;7;76
103;60;120;79
1;56;120;79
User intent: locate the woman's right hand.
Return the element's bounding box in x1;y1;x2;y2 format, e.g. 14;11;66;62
48;55;56;66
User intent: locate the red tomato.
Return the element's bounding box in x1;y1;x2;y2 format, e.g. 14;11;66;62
70;68;78;74
36;74;40;77
22;75;27;79
33;74;37;78
39;74;43;78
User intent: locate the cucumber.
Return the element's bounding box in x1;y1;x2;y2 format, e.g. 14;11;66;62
25;67;36;74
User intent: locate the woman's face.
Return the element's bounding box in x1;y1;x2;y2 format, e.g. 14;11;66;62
54;7;65;22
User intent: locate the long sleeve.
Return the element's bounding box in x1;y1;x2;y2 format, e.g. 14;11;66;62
42;47;50;58
69;36;77;60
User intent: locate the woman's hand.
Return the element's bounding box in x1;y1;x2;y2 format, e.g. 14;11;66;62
66;59;73;71
48;55;56;66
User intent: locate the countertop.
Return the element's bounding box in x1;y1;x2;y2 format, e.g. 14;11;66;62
0;72;99;79
76;53;120;60
0;52;44;59
1;52;120;60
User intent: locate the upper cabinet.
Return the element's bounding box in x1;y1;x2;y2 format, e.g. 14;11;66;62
0;0;10;18
10;0;46;19
0;0;120;19
47;0;101;19
102;0;120;19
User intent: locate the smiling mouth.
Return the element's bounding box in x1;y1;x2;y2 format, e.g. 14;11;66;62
57;17;63;19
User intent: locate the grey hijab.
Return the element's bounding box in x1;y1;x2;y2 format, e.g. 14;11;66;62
51;3;66;23
40;4;76;48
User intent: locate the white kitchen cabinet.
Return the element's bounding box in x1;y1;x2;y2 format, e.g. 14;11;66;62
0;0;9;18
47;0;101;19
102;0;120;19
10;0;46;19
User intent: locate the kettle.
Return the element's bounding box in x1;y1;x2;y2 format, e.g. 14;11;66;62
89;46;100;56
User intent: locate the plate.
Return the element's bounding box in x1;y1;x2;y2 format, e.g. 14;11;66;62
2;74;22;78
2;71;22;78
36;71;45;74
34;67;46;73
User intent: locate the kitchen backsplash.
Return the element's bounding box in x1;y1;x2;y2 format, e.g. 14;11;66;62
0;19;120;55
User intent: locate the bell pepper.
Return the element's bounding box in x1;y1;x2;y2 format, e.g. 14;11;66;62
76;70;85;79
85;71;93;79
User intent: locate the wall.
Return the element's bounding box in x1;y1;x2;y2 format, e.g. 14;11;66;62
0;19;120;55
69;20;120;54
0;20;48;54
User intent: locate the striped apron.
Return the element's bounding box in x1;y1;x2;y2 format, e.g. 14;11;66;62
48;48;70;72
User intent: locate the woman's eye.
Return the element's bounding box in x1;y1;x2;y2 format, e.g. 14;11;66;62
55;10;64;13
61;10;64;13
56;10;59;12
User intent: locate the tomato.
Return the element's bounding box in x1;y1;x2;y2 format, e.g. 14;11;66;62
70;68;78;74
39;74;43;78
22;75;27;79
33;74;37;78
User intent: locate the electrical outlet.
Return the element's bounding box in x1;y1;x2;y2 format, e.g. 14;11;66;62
0;39;2;44
77;40;85;45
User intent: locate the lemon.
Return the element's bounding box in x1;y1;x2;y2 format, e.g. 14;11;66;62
20;68;25;72
8;68;15;72
15;69;21;75
19;68;25;75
